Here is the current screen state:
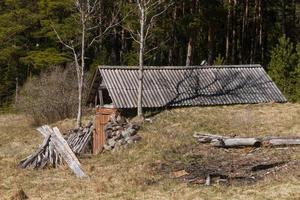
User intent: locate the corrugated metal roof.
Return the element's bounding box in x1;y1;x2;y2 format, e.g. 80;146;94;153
88;65;287;108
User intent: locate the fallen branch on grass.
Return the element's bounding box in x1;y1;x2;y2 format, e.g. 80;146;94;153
193;132;300;148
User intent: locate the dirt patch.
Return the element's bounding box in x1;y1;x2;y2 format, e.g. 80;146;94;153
153;143;300;186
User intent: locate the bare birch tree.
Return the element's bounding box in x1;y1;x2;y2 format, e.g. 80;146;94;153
52;0;123;127
126;0;172;118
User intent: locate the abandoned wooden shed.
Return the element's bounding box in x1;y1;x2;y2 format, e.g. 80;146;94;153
87;65;287;108
88;64;287;153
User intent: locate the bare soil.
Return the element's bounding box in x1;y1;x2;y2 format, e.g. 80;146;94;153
154;143;300;185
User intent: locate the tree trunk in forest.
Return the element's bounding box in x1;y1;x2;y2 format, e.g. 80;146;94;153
183;0;197;66
241;0;248;64
15;77;18;105
186;0;197;66
231;0;237;64
120;28;125;62
207;24;214;65
258;0;263;62
226;0;232;64
254;0;259;63
169;5;177;65
250;0;258;63
186;36;193;66
281;0;286;36
110;28;119;65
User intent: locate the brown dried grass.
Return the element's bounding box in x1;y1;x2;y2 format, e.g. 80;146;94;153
0;103;299;199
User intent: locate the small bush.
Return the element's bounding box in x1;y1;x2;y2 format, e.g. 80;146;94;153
17;66;81;125
268;36;299;102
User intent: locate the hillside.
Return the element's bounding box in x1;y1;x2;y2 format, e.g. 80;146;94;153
0;103;300;199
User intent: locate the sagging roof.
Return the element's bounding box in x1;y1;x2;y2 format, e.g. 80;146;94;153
87;65;287;108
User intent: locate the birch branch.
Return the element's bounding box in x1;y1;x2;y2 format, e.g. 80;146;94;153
145;2;173;40
51;24;75;51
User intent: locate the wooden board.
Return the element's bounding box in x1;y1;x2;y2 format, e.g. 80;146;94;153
52;127;86;178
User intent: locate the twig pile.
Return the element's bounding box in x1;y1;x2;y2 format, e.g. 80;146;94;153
18;124;93;170
104;113;141;151
66;122;93;154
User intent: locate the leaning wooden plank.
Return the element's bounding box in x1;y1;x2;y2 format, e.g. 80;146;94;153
52;127;81;164
51;137;85;177
36;125;51;138
211;138;261;147
49;142;54;166
74;128;92;153
51;127;86;178
79;129;92;153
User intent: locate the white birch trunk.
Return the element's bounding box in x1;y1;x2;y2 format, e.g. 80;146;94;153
76;11;86;128
137;3;145;118
186;36;193;66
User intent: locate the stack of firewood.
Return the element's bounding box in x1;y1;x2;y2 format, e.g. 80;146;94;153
66;122;93;154
104;113;141;150
18;123;93;172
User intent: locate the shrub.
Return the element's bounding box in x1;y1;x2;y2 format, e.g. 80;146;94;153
268;36;299;102
17;66;81;125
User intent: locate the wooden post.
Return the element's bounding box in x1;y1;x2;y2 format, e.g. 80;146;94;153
15;77;19;105
94;93;98;107
98;89;104;107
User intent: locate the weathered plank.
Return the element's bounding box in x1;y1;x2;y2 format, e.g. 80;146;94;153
19;135;50;168
36;125;50;138
51;127;86;178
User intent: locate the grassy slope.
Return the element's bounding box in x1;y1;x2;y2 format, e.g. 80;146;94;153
0;103;299;200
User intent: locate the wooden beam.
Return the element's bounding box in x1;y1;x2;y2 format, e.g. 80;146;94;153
98;89;104;107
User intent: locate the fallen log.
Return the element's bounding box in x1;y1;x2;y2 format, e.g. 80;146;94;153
211;138;261;147
193;132;227;143
194;132;300;148
266;138;300;146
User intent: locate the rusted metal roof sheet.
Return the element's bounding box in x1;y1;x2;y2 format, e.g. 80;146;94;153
89;65;287;108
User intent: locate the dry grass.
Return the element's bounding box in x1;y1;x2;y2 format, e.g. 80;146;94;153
0;103;299;199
